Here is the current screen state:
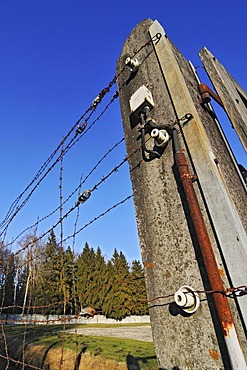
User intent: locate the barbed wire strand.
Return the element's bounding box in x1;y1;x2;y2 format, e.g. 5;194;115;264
0;31;163;370
0;29;158;233
0;97;109;241
0;354;44;370
4;136;125;250
5;134;144;262
71;175;82;365
1;286;246;324
0;30;161;240
0;74;117;231
0;320;9;370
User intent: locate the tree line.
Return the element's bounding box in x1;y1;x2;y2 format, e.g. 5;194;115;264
0;230;148;320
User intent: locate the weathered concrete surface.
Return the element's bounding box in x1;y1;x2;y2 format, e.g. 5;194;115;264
117;19;247;370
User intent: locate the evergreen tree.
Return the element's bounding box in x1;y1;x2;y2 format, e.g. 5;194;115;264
63;246;75;314
103;248;131;320
75;243;97;311
89;246;108;312
129;260;149;315
40;230;62;314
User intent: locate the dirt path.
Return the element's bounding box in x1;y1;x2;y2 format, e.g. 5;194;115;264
67;325;153;342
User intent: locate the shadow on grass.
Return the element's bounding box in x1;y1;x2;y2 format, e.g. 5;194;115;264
74;346;87;370
126;353;157;369
41;342;59;368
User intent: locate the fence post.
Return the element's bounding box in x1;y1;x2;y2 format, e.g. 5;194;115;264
116;19;247;369
199;47;247;153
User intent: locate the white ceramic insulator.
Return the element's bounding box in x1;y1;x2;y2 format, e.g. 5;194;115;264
151;128;169;147
174;291;194;308
174;285;200;314
125;57;140;72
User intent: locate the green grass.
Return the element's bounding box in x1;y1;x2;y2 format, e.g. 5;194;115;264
0;324;157;369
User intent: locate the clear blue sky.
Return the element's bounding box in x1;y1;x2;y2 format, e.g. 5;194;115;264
1;0;246;263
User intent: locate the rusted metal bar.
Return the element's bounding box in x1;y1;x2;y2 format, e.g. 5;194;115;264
174;130;246;369
198;83;224;108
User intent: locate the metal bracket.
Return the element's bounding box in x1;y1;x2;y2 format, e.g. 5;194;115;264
198;83;224;108
139;106;169;162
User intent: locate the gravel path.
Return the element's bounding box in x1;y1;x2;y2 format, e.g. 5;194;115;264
67;326;153;342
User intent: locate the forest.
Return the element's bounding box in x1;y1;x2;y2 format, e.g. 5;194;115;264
0;230;148;320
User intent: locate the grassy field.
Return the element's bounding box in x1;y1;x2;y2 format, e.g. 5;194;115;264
0;324;157;369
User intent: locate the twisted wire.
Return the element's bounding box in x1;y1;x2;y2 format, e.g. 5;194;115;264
0;84;116;235
0;31;161;235
1;285;246;319
4;132;144;262
4;136;125;250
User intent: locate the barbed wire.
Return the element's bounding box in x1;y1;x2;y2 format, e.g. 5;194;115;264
0;285;246;321
4;136;125;250
0;353;44;370
0;31;160;238
0;320;9;370
0;274;145;313
0;74;117;231
0;92;119;242
4;194;132;267
3;131;145;264
0;33;162;370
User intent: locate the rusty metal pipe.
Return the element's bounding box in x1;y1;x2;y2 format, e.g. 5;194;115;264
173;130;246;369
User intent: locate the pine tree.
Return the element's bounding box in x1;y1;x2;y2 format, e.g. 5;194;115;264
103;248;131;320
63;246;75;314
89;246;107;312
129;260;149;315
41;230;62;314
75;243;97;311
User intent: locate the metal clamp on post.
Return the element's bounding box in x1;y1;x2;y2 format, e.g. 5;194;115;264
129;85;170;162
140;107;162;162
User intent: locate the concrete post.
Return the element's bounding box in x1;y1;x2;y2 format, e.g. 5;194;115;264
116;19;247;369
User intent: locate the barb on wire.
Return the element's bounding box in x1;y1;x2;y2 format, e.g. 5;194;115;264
3;137;144;267
0;321;9;370
0;31;160;234
4;136;125;250
62;194;133;245
0;354;44;370
0;92;119;241
6;193;132;264
5;135;139;262
1;284;246;326
0;83;118;236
